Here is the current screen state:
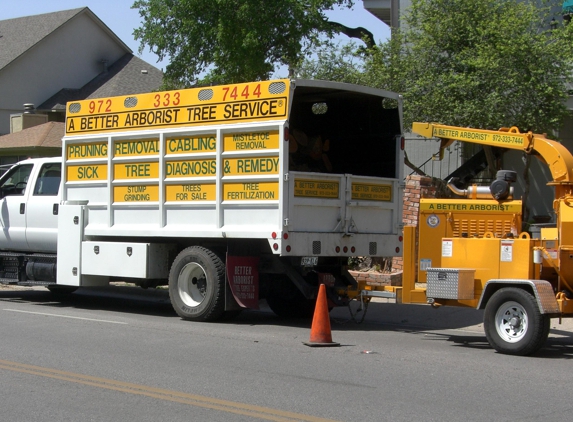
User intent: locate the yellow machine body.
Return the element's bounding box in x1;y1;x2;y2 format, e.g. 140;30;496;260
418;198;521;282
435;235;534;307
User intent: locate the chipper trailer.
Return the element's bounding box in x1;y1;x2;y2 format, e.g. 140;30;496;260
343;122;573;356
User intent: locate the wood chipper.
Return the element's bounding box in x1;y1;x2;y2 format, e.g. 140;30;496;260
340;122;573;356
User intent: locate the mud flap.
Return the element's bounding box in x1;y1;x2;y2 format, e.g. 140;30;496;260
226;255;260;309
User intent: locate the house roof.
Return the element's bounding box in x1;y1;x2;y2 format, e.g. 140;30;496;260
39;53;163;111
0;122;64;150
0;7;131;72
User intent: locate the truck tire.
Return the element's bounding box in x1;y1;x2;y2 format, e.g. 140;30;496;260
266;277;315;319
169;246;226;322
484;287;550;356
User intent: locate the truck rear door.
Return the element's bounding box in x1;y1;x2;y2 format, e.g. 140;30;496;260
284;80;403;251
288;173;398;235
25;161;61;253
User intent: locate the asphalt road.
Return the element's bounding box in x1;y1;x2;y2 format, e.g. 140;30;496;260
1;285;572;422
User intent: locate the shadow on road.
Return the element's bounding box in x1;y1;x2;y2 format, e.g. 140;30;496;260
1;286;484;331
414;330;573;358
2;286;572;357
0;286;175;318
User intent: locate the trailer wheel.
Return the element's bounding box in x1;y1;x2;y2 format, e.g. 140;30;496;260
169;246;225;322
266;277;315;319
484;287;550;355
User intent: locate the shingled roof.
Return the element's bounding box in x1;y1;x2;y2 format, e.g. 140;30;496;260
0;8;129;72
39;53;163;111
0;122;64;150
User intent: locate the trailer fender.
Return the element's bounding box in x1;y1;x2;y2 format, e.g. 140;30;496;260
477;279;559;314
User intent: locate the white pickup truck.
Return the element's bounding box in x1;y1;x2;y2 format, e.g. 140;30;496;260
0;157;61;278
0;79;404;321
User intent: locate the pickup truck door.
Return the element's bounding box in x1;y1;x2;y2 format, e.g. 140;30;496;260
25;162;61;253
0;163;34;251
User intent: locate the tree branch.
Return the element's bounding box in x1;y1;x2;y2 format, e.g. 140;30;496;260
327;21;376;48
404;151;428;177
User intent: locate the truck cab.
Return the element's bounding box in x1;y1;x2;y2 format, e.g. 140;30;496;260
0;157;61;254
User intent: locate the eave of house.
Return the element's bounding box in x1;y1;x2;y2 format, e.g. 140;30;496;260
362;0;392;27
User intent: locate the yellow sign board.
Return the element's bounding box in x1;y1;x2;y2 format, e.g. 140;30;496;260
294;179;339;199
166;159;216;178
114;185;159;202
66;80;290;135
223;156;279;176
166;135;217;154
166;184;216;201
351;183;392;201
67;142;108;160
413;123;526;148
224;182;279;201
114;139;159;156
420;199;522;213
66;164;108;182
433;127;524;147
223;131;279;151
114;162;159;179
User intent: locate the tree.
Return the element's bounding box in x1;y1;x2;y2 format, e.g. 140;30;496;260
132;0;375;87
359;0;573;135
296;41;363;82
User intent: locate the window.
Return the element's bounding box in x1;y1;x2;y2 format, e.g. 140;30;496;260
33;163;61;196
0;164;33;197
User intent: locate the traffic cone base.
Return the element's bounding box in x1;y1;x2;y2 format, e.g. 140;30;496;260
303;284;340;347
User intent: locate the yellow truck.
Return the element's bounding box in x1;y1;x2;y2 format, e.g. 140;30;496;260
0;79;405;322
360;122;573;356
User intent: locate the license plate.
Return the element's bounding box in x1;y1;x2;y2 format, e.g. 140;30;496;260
301;256;318;267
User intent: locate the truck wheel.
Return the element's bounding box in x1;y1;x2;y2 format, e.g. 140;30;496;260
266;277;315;319
169;246;225;322
484;287;550;356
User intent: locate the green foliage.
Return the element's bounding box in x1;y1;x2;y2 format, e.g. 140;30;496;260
362;0;573;134
132;0;355;87
297;41;363;83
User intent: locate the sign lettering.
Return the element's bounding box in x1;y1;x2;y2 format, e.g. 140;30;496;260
223;131;279;151
124;109;180;127
421;200;522;213
224;182;279;201
226;256;259;309
432;127;524;147
67;164;108;181
67;98;287;134
166;136;216;154
113;185;159;202
294;179;339;199
166;159;216;177
67;142;108;159
114;139;159;156
114;162;159;179
165;184;216;201
224;157;279;176
351;183;392;201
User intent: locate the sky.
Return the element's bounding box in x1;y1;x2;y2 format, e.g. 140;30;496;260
2;0;391;75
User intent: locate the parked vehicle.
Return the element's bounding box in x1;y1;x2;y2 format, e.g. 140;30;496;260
0;79;405;322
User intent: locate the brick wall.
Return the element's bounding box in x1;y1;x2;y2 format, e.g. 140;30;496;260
392;175;438;271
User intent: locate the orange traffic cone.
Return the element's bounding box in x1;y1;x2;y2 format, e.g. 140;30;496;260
304;284;340;347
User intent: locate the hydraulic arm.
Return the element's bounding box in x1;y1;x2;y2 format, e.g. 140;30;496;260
412;122;573;198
